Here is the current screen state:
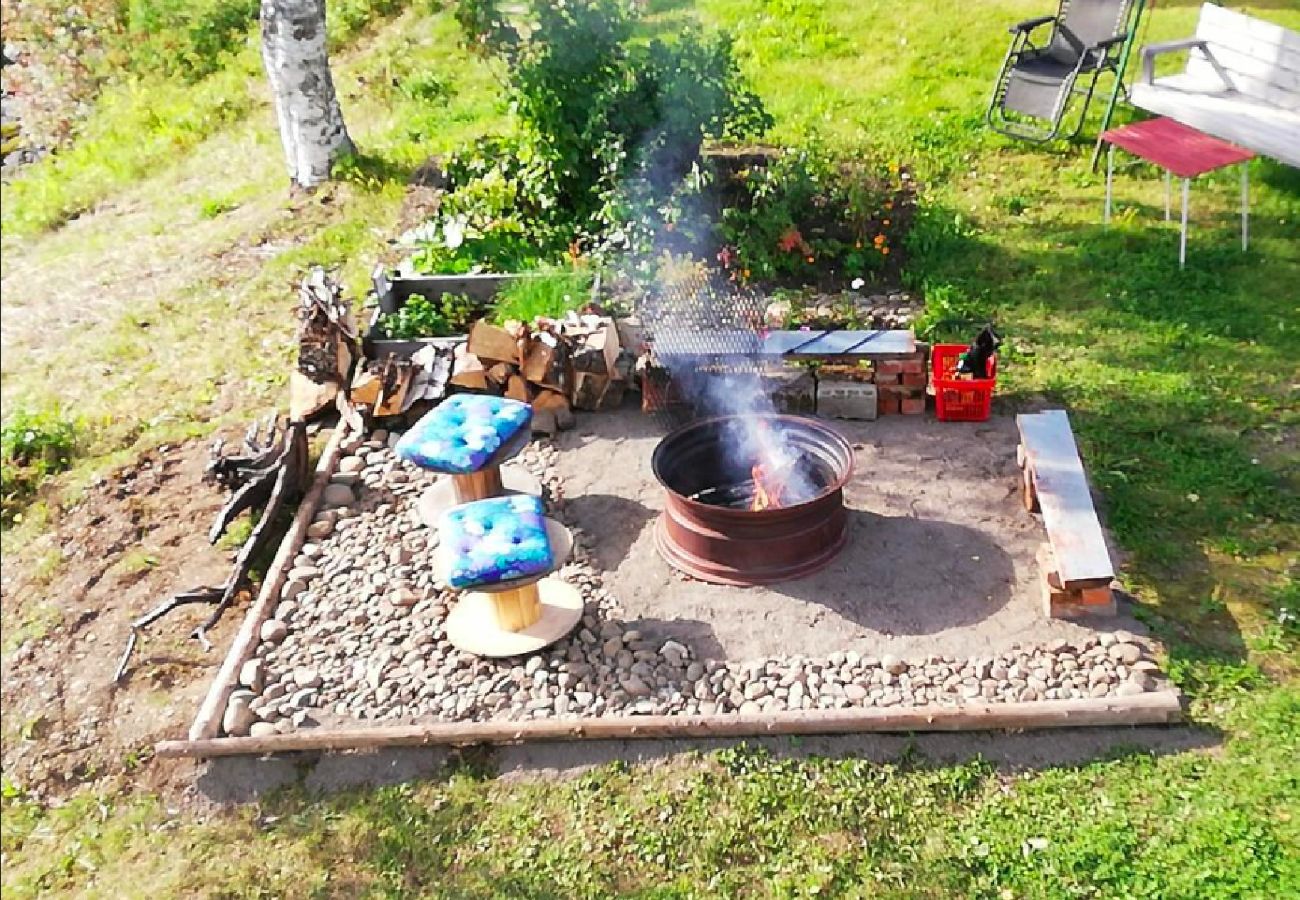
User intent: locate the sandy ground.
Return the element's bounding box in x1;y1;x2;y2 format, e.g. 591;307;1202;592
552;408;1143;662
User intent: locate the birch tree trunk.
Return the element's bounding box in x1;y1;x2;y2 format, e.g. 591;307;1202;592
260;0;355;190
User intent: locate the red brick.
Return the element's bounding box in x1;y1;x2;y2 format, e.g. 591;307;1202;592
900;396;925;415
877;360;905;375
899;358;925;375
874;372;900;385
901;372;926;388
877;393;900;415
1079;586;1114;606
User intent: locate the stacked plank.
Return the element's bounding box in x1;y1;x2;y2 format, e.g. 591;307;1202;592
451;314;634;435
1017;410;1117;619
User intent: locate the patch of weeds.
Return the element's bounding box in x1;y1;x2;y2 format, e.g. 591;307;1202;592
398;70;453;104
1;408;79;526
490;266;594;324
215;515;255;550
110;549;160;576
1;602;63;653
198;195;239;218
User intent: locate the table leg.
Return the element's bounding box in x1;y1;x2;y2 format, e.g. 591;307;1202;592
1179;178;1189;270
1241;165;1249;252
1164;170;1171;222
1104;144;1114;226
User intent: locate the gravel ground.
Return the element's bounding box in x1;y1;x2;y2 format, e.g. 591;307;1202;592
219;430;1170;738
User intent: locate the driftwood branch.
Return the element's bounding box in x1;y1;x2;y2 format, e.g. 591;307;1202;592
114;418;309;683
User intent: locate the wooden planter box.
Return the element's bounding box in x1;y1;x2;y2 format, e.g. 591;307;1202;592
365;269;601;360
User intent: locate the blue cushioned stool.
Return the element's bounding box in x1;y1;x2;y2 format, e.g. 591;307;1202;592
438;494;583;658
396;394;542;526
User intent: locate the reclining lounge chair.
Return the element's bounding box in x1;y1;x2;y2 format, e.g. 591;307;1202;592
988;0;1146;144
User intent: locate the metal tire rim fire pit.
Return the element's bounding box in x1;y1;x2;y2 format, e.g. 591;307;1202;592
652;414;855;586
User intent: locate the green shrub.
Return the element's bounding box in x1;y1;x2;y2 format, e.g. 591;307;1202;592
492;267;594;324
122;0;259;80
718;145;908;286
1;408;79;525
406;0;769;274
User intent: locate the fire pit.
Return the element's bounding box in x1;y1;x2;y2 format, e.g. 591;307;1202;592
652;414;855;585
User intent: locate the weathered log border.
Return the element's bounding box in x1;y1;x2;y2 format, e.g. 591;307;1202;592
161;691;1183;757
187;424;355;741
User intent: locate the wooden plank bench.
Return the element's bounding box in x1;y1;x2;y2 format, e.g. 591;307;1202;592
1130;3;1300;168
1017;410;1116;618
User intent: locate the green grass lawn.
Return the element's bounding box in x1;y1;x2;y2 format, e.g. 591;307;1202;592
2;1;1298;896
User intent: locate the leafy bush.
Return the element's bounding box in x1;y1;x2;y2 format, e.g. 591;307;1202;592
717;146;910;286
120;0;258;80
492;267;594;324
406;0;770;274
1;408;79;525
377;292;479;338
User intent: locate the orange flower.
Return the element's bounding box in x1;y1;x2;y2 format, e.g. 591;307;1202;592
884;201;894;211
742;269;751;279
854;241;862;249
777;227;804;253
881;247;890;255
806;255;815;263
882;219;891;226
873;234;886;246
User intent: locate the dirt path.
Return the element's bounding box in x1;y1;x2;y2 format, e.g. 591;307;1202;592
0;438;246;796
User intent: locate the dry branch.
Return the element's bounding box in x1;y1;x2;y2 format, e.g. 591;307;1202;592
113;418;309;683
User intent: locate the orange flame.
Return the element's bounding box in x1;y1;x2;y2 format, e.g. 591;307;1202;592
750;463;787;511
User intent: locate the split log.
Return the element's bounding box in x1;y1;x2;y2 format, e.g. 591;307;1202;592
485;362;515;390
505;374;532;403
293;268;359;419
571;371;609;411
449;349;488;390
531;408;558;437
468;320;520;364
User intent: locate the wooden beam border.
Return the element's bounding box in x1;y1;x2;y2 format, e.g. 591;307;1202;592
161;691;1183;758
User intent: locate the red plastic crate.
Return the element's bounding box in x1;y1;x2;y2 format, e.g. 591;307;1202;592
932;343;997;422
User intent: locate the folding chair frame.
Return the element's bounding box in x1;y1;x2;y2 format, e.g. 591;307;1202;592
986;0;1147;158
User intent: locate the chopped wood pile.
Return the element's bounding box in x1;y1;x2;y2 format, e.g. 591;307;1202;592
366;311;644;436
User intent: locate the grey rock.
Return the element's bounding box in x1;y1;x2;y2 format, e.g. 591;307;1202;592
1108;643;1143;665
621;675;651;697
882;654;908;675
322;484;355;508
222;695;255;737
293;667;323;689
260;619;288;644
239;658;266;693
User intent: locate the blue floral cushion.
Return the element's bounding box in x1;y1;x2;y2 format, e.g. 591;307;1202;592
441;494;554;588
395;394;532;474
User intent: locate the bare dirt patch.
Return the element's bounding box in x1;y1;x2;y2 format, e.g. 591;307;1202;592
1;437;250;797
554;409;1146;660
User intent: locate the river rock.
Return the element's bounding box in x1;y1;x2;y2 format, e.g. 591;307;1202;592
222;695;255;737
260;619;288;644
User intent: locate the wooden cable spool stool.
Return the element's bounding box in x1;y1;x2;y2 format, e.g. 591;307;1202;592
438;500;583;658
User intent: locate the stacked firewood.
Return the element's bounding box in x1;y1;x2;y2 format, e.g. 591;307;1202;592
450;313;639;435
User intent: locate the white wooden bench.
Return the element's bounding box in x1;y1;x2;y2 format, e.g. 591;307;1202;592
1130;3;1300;168
1017;410;1116;618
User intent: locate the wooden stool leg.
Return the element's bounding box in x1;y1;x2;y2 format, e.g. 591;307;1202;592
490;582;542;632
452;466;504;503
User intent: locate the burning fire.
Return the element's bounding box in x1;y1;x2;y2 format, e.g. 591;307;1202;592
750;463;787;511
